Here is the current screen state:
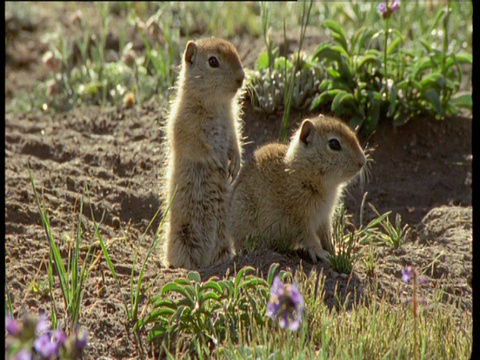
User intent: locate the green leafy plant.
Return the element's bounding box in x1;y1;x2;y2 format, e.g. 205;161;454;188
309;19;401;134
329;203;359;274
246;0;319;122
136;264;280;358
329;196;395;274
370;204;411;249
29;166;96;333
309;2;471;134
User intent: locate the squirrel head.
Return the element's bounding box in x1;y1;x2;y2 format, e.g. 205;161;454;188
285;115;366;185
181;38;245;97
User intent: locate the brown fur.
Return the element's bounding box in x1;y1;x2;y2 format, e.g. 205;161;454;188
161;38;245;269
229;115;366;264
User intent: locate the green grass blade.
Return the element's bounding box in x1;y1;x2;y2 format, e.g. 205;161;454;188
28;166;71;309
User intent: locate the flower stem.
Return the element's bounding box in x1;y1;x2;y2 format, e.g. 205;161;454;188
413;269;418;358
383;14;390;100
441;0;450;112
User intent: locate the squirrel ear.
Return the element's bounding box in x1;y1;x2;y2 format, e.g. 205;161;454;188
299;119;314;146
184;41;197;65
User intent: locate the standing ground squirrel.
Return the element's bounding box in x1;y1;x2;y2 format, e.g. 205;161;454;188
229;115;366;264
161;38;245;269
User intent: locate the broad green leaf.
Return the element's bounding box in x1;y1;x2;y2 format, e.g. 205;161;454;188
309;89;342;111
267;263;280;286
388;29;404;43
369;90;383;102
174;278;192;286
338;57;354;82
331;33;349;55
364;49;382;58
356;55;381;70
412;57;433;79
327;68;341;79
421;73;446;90
218;280;233;294
235;266;255;292
324;19;349;54
149;296;177;306
331;45;350;60
395;80;409;89
332;91;355;112
450;91;472;110
256;51;269;70
274;56;293;72
239;278;269;289
387;37;402;55
319;78;332;92
312;44;343;64
419;39;433;53
202;292;221;302
423;88;443;115
187;271;201;283
430;8;447;33
143;307;176;322
162;282;193;300
203;281;224;295
455;53;472;65
353;27;376;52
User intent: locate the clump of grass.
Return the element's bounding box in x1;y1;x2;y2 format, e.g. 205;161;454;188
371;203;411;249
329;197;391;275
329;204;359;275
212;266;471;359
28;166;97;334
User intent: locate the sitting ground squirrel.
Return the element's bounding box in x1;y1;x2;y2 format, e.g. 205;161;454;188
161;37;245;269
229;115;366;264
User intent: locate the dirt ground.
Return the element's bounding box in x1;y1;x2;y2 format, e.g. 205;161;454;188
5;3;472;359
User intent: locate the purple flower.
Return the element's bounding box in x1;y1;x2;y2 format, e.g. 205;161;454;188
378;3;387;15
13;349;33;360
35;313;50;335
5;313;21;336
53;328;67;346
378;1;401;19
402;266;427;285
74;327;88;353
402;266;413;283
390;0;401;12
34;333;59;359
266;277;305;331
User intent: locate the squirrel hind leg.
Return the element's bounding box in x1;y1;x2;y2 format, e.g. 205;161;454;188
210;245;234;266
164;224;212;270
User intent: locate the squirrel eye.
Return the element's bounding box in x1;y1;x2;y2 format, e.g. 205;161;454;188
328;138;341;151
208;56;219;68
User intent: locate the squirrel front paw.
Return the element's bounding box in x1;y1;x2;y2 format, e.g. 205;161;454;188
307;246;331;265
